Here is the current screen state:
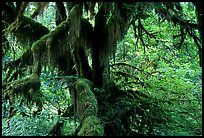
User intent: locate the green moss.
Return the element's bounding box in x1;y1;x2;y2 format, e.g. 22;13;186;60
31;35;48;52
77;78;93;88
30;17;70;69
75;79;98;121
78;115;104;136
14;16;49;45
60;120;79;136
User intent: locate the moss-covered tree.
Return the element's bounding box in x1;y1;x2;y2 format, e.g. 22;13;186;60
2;2;202;136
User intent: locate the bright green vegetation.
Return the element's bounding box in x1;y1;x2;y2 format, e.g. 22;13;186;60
110;26;202;136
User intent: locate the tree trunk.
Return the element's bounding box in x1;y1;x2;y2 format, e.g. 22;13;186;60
193;2;202;67
2;2;132;136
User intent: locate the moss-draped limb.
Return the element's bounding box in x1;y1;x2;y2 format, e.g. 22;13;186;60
2;5;84;108
2;3;49;45
3;16;49;48
30;5;82;75
3;73;41;105
31;19;69;52
30;13;70;74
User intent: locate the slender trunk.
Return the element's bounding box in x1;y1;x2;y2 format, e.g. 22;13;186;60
193;2;202;67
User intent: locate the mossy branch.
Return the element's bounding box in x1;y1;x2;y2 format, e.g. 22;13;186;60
31;5;81;75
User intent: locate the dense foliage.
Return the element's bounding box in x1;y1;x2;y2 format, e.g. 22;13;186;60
2;2;202;136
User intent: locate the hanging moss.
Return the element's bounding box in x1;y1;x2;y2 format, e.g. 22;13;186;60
98;3;123;67
47;34;69;68
67;5;82;44
3;73;41;106
3;5;83;106
30;18;70;73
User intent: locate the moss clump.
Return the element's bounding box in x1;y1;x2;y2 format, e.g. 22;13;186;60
78;115;104;136
14;16;49;46
75;79;98;122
